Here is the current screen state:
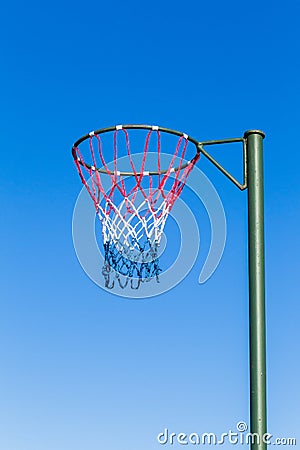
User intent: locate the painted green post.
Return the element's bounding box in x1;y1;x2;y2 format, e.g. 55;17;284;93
245;130;267;450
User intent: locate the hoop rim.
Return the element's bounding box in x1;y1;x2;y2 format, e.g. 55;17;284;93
72;124;201;176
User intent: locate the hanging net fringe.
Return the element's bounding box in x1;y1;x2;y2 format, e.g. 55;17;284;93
73;127;200;289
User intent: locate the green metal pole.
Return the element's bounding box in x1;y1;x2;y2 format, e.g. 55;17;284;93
245;130;267;450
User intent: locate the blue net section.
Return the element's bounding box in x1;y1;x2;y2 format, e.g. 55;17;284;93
102;240;161;289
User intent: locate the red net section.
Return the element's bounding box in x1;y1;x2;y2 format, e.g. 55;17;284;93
73;128;199;217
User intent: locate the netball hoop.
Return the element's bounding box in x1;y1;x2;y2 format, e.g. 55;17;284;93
72;124;268;450
72;124;200;289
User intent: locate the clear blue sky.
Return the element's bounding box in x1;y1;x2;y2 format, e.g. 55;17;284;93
0;0;299;449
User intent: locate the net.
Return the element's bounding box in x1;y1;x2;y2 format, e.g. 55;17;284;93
72;125;200;289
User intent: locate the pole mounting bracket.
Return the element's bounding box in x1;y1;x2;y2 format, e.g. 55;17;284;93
197;137;247;190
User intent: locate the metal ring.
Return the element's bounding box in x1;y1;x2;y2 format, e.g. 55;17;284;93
72;124;201;176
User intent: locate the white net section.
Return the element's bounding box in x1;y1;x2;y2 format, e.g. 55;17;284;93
99;195;170;256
